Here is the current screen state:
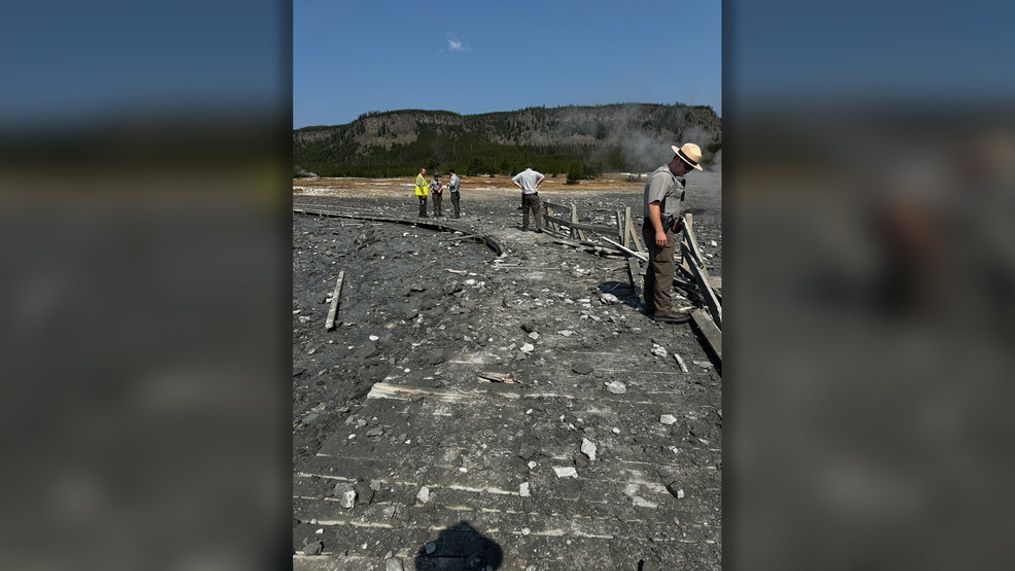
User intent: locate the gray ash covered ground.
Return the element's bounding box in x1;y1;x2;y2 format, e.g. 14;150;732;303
293;187;721;570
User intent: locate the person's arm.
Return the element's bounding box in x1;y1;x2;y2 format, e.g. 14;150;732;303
535;173;545;189
511;174;523;190
647;201;667;247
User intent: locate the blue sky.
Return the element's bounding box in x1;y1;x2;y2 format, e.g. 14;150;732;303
293;0;721;127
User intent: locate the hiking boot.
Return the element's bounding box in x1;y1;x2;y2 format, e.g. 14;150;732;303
653;312;691;324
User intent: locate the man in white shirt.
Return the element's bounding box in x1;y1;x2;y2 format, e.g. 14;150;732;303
511;165;545;232
448;169;462;218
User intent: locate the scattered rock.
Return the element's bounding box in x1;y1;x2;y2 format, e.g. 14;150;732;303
660;414;678;425
369;334;380;341
557;330;575;337
605;381;627;394
385;558;404;571
426;348;447;365
303;540;323;555
520;342;534;353
416;486;432;505
665;482;686;499
651;344;668;358
600;293;620;305
519;482;531;497
581;438;597;461
528;331;540;340
571;363;593;375
332;483;357;509
353;342;378;360
553;466;578;479
692;360;714;370
517;444;538;460
366;427;384;438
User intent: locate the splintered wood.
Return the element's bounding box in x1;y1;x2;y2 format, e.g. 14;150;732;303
325;271;345;331
477;371;516;384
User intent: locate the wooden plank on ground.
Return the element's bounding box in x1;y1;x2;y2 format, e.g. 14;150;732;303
690;309;722;366
682;244;722;327
365;381;691;406
325;271;345;331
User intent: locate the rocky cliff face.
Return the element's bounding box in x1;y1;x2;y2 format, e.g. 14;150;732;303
294;103;721;176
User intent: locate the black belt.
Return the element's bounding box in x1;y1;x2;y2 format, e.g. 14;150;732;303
644;215;679;231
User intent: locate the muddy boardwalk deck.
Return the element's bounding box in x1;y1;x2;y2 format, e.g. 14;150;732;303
293;193;721;570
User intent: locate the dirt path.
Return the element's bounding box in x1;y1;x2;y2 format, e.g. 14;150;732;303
292;190;721;569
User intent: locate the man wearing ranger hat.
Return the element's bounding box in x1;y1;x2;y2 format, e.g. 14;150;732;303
641;143;703;322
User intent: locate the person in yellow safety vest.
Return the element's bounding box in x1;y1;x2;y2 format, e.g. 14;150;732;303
414;168;430;217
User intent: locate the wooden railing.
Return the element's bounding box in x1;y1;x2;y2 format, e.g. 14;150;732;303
542;201;645;252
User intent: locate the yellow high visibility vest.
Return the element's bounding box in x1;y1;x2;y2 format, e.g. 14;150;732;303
415;174;429;196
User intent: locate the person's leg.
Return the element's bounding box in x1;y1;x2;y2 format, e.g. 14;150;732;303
452;193;460;218
651;230;676;315
531;196;542;231
522;194;530;230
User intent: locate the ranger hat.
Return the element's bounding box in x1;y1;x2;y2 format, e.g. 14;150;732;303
671;143;704;171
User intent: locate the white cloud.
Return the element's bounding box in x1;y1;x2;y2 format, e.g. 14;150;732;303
446;32;469;53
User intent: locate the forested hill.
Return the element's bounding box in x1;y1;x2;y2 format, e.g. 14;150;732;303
293;103;721;178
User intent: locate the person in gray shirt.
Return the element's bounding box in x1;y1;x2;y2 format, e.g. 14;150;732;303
511;165;545;232
448;170;462;218
642;143;703;322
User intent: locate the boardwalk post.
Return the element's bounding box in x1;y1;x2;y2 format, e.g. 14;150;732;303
569;203;582;240
625;207;644;252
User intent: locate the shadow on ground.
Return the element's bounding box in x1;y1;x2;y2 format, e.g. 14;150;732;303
414;520;503;570
599;280;641;310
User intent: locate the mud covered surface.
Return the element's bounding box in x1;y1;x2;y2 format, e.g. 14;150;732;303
293;188;721;570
